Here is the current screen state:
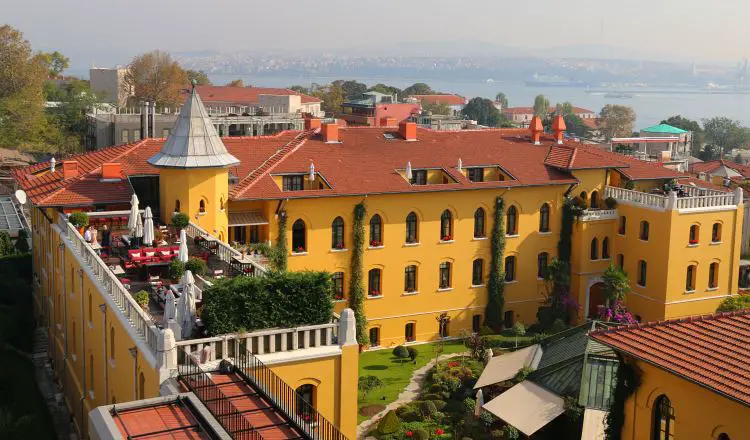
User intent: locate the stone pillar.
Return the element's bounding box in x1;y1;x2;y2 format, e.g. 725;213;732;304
167;319;182;342
735;187;744;205
337;308;359;439
666;191;678;210
158;328;177;370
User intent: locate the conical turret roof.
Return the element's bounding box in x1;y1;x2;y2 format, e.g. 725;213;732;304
148;82;240;168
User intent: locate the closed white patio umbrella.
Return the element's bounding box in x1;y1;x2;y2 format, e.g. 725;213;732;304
128;193;140;231
474;388;484;417
134;213;143;247
178;229;189;263
164;288;177;321
143;206;154;247
179;270;196;338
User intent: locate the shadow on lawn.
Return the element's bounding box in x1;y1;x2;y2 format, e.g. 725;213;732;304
363;365;388;371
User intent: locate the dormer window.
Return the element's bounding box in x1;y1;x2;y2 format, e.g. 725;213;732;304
283;175;304;191
467;168;484;182
410;170;427;185
276;173;331;191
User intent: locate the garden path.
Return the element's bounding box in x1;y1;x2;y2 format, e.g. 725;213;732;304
357;351;468;439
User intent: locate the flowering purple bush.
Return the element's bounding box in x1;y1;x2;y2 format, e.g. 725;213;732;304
598;300;637;324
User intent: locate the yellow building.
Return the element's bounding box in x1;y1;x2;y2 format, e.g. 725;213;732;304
591;310;750;440
18;89;745;437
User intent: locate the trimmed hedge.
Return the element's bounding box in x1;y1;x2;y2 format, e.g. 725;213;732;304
202;271;334;335
377;410;401;435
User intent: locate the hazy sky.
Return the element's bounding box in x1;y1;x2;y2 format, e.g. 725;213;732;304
6;0;750;67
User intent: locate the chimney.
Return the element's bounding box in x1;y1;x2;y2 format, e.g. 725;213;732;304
305;118;321;130
529;116;543;145
150;101;157;138
50;157;56;173
140;101;149;140
322;122;339;143
381;116;397;127
62;161;78;180
552;115;566;145
101;163;122;180
399;121;417;141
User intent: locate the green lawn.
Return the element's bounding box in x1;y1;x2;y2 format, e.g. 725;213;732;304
0;349;57;439
357;340;467;424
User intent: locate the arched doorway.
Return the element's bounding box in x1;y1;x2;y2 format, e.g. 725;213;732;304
588;282;606;319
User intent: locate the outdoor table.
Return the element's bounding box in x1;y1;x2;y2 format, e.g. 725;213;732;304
231;254;257;275
110;265;125;276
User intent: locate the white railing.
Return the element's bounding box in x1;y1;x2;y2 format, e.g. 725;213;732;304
185;222;268;276
681;185;727;197
676;193;736;210
60;216;159;354
580;209;618;222
174;322;338;364
605;186;667;209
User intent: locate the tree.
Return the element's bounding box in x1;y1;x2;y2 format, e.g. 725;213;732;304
185;69;211;85
0;25;54;151
312;84;344;116
485;197;506;329
735;153;744;164
462;97;507;127
14;230;29;254
289;85;310;94
598;105;636;140
495;92;508;109
45;78;105;154
422;101;451;115
333;80;367;99
702;117;749;154
533;95;550;119
563;114;590;137
123;51;188;107
358;375;384;398
716;295;750;312
602;264;630;305
402;82;434;96
662;115;704;155
393;345;409;364
226;79;244;87
369;83;402;98
37;50;69;78
697;144;722;161
0;232;14;256
511;321;526;348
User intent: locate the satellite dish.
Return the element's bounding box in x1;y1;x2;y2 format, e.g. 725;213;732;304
14;190;27;205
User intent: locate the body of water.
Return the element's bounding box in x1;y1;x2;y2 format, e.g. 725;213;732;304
210;73;750;129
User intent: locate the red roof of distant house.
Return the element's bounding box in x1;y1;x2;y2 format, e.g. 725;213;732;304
590;310;750;407
409;94;467;106
192;85;320;106
690;159;750;178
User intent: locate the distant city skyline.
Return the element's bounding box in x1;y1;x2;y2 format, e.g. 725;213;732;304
6;0;750;68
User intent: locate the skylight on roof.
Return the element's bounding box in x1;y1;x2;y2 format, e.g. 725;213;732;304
383;133;396;140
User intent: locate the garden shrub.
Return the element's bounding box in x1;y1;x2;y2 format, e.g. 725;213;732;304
413;428;429;440
490;430;504;439
604;196;617;209
201;271;334;335
377;410;401;435
420;400;438;418
462;397;475;415
717;294;750;312
68;211;89;228
171;212;189;229
185;257;208;276
479;410;496;428
407;346;418;362
396;404;421;422
503;425;520;439
432;400;447;411
133;290;149;308
393;345;409;362
169;259;185;280
14;230;29;253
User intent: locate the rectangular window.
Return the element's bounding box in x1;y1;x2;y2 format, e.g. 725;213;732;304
133;129;141;141
368;270;381;296
405;323;415;342
472;260;484;286
369;328;380;347
472;315;481;333
249;225;260;244
283;175;304;191
232;226;247;244
503;310;514;328
120;129;129;144
467;168;484;182
410;170;427;185
638;260;647;287
439;263;451;289
504;256;516;282
404;266;417;292
332;272;344;300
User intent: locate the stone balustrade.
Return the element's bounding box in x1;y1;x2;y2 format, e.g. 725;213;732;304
605;186;742;211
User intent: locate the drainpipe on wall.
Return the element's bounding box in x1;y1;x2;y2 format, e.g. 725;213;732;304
59;242;68;399
99;304;108;405
79;268;86;428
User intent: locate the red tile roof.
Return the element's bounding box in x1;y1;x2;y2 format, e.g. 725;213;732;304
193;85;320;105
590;310;750;407
544;144;629;170
113;401;211;439
409;94;467;106
690;159;750;178
568;144;688;180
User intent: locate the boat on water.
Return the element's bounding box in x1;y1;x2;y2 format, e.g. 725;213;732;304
604;93;633;99
525;74;588;88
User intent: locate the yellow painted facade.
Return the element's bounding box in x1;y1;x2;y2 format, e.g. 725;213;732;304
621;358;749;440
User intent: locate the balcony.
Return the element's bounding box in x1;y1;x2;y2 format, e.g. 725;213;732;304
579;209;618;222
604;185;742;212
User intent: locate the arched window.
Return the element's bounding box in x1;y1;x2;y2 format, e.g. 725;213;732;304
174;199;180;213
404;265;417;292
369;327;380;347
439;262;452;289
689;225;699;245
506;206;518;236
640;221;650;241
504;256;516;282
110;327;116;361
686;265;696;291
590;190;599;209
718;434;731;440
332;272;344;300
602;237;610;259
292;219;306;252
369;214;383;246
638;260;647;286
440;210;453;241
472;259;484;286
652;395;674;440
331;216;345;249
537;252;549;278
539;203;550;232
406;212;418;243
296;384;315;417
405;323;415;342
712;222;722;242
474;208;486;238
591;238;599;260
618;216;626;235
617;254;624;269
368;269;382;296
709;262;719;289
199;199;206;213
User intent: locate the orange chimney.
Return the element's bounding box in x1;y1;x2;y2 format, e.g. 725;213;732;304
322;122;339;143
529;116;543;145
305;118;321;130
381;116;397;127
552;115;567;144
101;163;122;180
399;121;417;141
62;161;78;179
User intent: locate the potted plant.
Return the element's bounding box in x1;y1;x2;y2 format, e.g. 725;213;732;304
604;197;618;209
171;212;190;231
185;257;208;276
169;259;185;281
441;235;453;241
294;246;306;253
69;212;89;233
133;290;149;310
370;240;382;247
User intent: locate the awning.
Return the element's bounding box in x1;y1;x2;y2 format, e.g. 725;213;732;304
581;408;607;440
228;211;268;226
474;344;541;389
482;381;565;437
